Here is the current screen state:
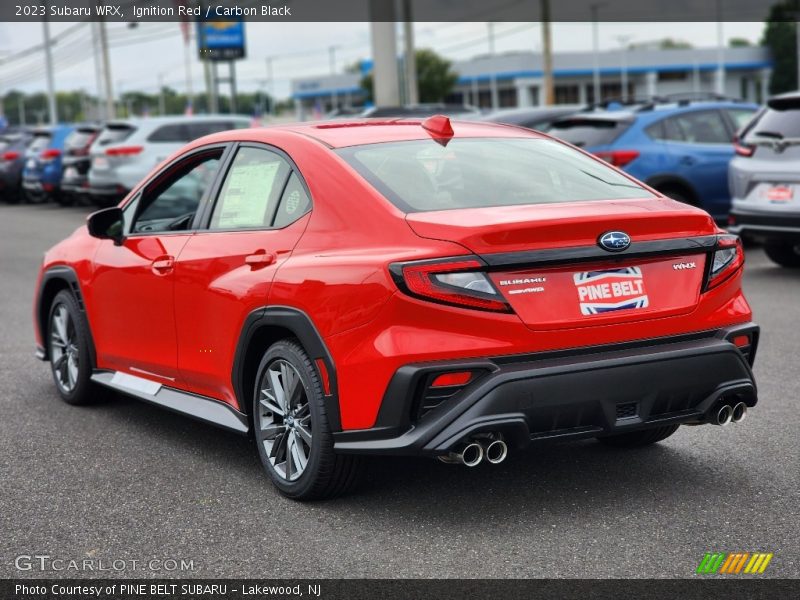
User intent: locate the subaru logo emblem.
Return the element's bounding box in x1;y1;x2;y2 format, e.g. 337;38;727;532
598;231;631;252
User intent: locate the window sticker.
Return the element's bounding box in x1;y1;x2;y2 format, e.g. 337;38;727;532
215;161;280;229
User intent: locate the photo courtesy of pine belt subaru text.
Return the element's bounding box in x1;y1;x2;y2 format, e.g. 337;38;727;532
33;115;759;500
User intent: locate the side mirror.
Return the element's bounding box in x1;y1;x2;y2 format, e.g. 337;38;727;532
87;207;125;245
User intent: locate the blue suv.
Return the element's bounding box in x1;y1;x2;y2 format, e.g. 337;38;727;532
548;98;759;221
21;125;74;204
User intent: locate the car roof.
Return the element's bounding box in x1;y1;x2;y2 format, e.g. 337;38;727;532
103;114;251;128
272;118;544;148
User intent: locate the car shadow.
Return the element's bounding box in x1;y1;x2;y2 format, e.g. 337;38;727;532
92;390;755;522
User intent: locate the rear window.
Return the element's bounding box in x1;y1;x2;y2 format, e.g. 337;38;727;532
337;137;654;213
744;107;800;140
28;134;52;153
65;129;98;152
96;124;135;146
548;118;631;147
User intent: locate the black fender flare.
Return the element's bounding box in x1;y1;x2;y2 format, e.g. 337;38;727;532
35;265;97;367
232;306;342;432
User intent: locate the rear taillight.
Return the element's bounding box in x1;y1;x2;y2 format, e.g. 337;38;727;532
594;150;640;168
706;235;744;290
40;148;61;162
392;258;511;312
106;146;143;157
2;151;20;161
733;136;755;157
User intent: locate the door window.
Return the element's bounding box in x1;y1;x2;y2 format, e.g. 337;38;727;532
670;111;730;144
130;150;222;234
209;147;292;230
273;173;312;228
726;108;757;132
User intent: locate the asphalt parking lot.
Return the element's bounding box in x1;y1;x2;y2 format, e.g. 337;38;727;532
0;202;797;579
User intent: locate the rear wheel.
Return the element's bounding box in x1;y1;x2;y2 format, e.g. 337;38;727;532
252;339;362;500
47;290;99;405
596;424;679;448
764;242;800;268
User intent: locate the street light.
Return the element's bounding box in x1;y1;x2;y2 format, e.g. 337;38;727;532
590;2;607;104
615;35;633;102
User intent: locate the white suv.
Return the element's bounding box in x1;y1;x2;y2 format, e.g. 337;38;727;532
88;115;250;206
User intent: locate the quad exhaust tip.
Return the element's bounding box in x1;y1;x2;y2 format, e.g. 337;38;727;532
485;439;508;465
732;402;747;424
716;404;733;426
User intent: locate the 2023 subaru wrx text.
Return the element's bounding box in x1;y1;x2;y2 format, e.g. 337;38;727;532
33;116;759;499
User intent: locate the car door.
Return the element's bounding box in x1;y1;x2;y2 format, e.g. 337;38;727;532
88;145;228;383
173;144;312;406
661;109;735;217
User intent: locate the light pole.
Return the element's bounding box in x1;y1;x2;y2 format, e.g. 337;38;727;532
615;35;633;102
590;2;606;105
488;22;498;110
42;19;58;124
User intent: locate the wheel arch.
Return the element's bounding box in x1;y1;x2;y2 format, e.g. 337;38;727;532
36;266;96;367
645;175;700;206
232;306;341;431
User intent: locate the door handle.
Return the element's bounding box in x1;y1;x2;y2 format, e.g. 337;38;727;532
151;255;175;274
679;155;697;166
245;250;276;269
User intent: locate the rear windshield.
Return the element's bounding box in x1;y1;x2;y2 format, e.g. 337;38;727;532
28;134;52;153
65;129;98;151
548;118;631;147
337;137;653;213
147;121;245;143
744;106;800;139
96;124;135;146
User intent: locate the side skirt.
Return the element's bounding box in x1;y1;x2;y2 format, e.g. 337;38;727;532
91;371;250;435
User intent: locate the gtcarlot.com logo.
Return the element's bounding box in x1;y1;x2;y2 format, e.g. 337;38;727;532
14;554;195;572
696;552;773;575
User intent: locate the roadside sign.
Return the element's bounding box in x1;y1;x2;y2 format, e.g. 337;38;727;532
198;20;246;61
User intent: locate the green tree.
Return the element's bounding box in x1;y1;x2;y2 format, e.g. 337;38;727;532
761;0;799;94
659;38;693;50
728;37;752;47
361;48;459;104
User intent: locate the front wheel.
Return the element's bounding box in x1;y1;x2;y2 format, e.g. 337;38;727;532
252;340;362;500
764;242;800;268
596;424;680;448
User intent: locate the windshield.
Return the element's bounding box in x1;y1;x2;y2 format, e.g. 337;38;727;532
337;137;653;213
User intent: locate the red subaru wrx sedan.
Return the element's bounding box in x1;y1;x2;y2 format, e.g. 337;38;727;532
33;117;759;499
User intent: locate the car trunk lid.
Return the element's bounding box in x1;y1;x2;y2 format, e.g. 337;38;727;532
406;199;716;330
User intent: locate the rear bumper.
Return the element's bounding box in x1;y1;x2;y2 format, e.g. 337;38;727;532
333;324;759;456
729;208;800;243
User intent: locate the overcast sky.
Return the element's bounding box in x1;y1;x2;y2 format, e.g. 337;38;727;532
0;21;764;100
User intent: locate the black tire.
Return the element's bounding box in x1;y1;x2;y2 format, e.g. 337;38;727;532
47;289;100;405
596;424;680;448
55;192;73;207
764;242;800;268
252;339;362;500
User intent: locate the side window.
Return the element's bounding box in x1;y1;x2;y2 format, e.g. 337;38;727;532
645;121;665;140
672;110;730;144
274;173;311;228
209;147;291;230
189;121;236;139
147;124;189;143
649;117;686;142
130;151;222;233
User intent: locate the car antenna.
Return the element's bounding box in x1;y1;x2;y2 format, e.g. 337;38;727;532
421;115;454;146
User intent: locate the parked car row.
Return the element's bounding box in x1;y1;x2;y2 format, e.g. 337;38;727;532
0;115;251;207
481;94;800;268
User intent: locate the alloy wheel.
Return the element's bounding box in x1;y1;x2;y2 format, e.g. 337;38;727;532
50;304;79;393
257;359;313;482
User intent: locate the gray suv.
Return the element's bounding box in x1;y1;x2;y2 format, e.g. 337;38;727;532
88;115;250;206
729;92;800;267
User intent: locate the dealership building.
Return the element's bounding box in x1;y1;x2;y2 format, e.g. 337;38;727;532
291;46;771;119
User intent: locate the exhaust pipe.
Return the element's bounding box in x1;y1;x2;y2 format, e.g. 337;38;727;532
484;439;508;465
715;404;733;426
732;402;748;424
438;442;484;467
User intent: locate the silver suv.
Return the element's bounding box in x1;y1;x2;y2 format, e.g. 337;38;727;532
88;115;250;207
729;92;800;267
